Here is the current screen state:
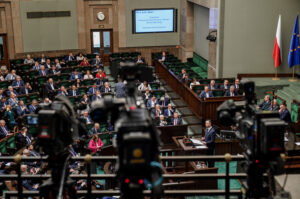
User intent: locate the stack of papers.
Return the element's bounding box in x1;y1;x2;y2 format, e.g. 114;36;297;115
190;138;204;146
295;142;300;146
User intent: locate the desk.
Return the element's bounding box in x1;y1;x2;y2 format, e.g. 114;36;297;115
177;138;208;155
157;125;188;146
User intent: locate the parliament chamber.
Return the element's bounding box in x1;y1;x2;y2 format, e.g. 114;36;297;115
0;0;300;198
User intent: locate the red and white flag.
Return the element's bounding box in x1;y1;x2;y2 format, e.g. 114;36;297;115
273;15;282;68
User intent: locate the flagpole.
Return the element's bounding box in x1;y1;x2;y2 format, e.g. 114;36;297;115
272;68;280;80
289;67;298;82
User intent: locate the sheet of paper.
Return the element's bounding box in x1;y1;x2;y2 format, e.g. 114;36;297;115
295;142;300;146
190;138;204;145
195;146;207;149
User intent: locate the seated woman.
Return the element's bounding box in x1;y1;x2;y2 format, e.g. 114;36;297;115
88;134;104;155
138;81;151;91
83;70;94;80
4;105;17;129
80;57;90;67
95;69;106;79
190;77;200;89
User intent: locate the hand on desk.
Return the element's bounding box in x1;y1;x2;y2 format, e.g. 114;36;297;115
201;137;205;141
202;141;206;145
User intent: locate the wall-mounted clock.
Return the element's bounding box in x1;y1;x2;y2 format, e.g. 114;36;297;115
97;12;105;21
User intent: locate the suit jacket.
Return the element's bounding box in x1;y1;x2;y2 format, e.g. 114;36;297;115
143;93;152;100
92;95;102;101
199;91;214;99
114;82;126;98
204;127;216;148
270;105;280;111
152;109;162;117
146;99;158;108
65;56;75;61
259;101;271;111
81;116;93;124
5;90;18;97
158;99;169;107
70;73;82;80
49;69;60;75
220;84;231;90
100;87;112;93
38;57;47;63
88;87;99;95
57;90;69;96
0;101;8;110
92;58;103;66
32;65;40;70
89;127;101;135
68;89;79;97
45;83;58;92
19;87;32;95
28;104;38;113
17;105;29;116
16;133;32;147
5;74;16;81
280;109;291;123
22;180;38;191
0;125;9;139
224;90;238;97
164;108;175;117
7;98;19;107
159;56;167;62
208;85;218;90
80;97;90;104
97;79;108;87
170;117;182;126
38;69;48;76
12;80;25;88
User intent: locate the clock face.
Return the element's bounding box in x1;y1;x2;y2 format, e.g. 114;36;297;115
97;12;105;21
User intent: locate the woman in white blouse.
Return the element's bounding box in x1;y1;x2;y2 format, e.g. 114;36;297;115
190;77;200;89
138;81;151;91
76;53;84;61
83;70;94;80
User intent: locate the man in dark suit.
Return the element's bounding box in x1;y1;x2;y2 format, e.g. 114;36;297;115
28;100;39;113
270;99;280;111
164;103;175;117
208;80;218;90
70;70;82;80
80;94;90;105
81;111;93;124
147;96;158;109
45;78;58;95
135;55;145;64
182;74;191;86
0;97;8;110
19;83;33;95
234;79;240;90
38;65;48;76
92;55;103;66
32;61;40;70
89;123;102;135
7;93;19;108
12;76;25;88
91;90;102;101
68;85;79;97
258;95;271;111
100;82;112;93
178;69;187;81
0;120;10;139
158;51;167;63
96;76;107;88
220;79;230;90
158;96;169;108
143;89;152;101
157;115;168;126
5;86;18;97
57;86;69;96
199;86;214;99
279;104;291;123
170;112;182;126
152;104;162;118
17;100;29;116
201;120;216;167
224;86;238;97
49;65;60;75
16;127;32;147
65;52;75;62
38;53;47;64
88;83;99;95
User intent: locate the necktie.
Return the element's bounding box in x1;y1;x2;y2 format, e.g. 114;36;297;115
42;71;45;76
17;82;20;87
2;127;7;136
168;110;171;116
73;91;75;96
25;89;28;95
26;136;31;144
174;119;177;125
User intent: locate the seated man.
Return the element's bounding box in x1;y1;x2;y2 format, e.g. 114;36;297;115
270;99;280;111
57;86;69;96
38;65;48;76
28;100;39;113
81;111;93;124
158;51;167;63
159;96;169;108
7;93;19;108
258;95;271;111
68;85;79;97
199;86;214;99
92;90;102;101
45;59;52;69
96;76;107;87
224;85;238;97
32;61;40;70
16;127;32;147
89;123;102;135
5;70;17;81
17;100;29;116
279;104;291;123
182;74;191;86
70;70;82;80
45;78;58;94
24;54;35;64
0;97;8;110
12;76;25;88
135;55;144;64
19;83;33;95
54;58;62;69
65;52;75;61
147;96;158;109
208;80;218;90
92;55;103;66
0;120;11;139
92;64;104;73
142;88;152;101
100;82;112;93
152;104;162;118
49;65;60;75
164;103;175;117
157;115;168;126
80;94;90;105
234;78;240;89
88;83;99;95
220;79;230;90
38;53;47;64
170;112;182;126
6;86;18;97
178;68;187;81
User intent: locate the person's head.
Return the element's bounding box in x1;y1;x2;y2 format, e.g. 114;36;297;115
60;86;66;91
0;88;3;94
264;95;270;102
192;77;197;83
10;93;15;99
98;69;103;74
20;164;28;173
21;127;28;135
74;70;79;75
11;70;16;75
55;58;59;63
210;80;215;86
8;86;13;91
181;69;186;74
160;96;165;102
224;79;229;85
86;70;91;75
92;134;98;141
272;99;277;106
48;78;53;84
44;98;50;104
34;61;39;66
143;81;148;86
72;85;76;90
26;54;31;59
145;88;150;94
19;100;24;106
83;111;88;117
96;55;100;59
25;82;31;88
184;74;189;79
28;144;34;150
174;112;179;118
205;119;212;128
32;100;38;106
94;123;100;129
0;120;5;127
76;79;80;84
16;76;21;81
138;55;142;59
235;79;240;85
92;83;97;88
69;52;73;57
280;104;287;110
155;104;160;110
96;90;101;95
83;57;87;62
51;65;56;70
204;86;209;92
46;59;51;64
40;65;45;70
104;82;109;87
96;64;100;69
83;94;87;99
162;51;166;57
230;85;235;92
152;96;156;101
167;103;172;109
22;149;30;157
159;115;165;121
6;104;12;111
1;97;6;103
79;53;83;57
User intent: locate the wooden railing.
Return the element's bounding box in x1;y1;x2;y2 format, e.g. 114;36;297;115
155;61;243;123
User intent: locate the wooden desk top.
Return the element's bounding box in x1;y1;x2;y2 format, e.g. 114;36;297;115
177;138;208;152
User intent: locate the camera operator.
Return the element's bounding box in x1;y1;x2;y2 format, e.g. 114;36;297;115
201;119;216;167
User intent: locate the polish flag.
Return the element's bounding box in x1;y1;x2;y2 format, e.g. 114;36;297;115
273;15;282;68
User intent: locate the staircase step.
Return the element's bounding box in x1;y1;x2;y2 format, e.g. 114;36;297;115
188;125;203;135
167;92;180;99
172;99;187;107
284;87;299;96
163;85;173;92
182;116;202;125
177;107;194;116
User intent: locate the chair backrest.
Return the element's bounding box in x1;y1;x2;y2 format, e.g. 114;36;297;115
6;136;16;149
99;133;110;147
0;141;7;154
291;102;299;123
